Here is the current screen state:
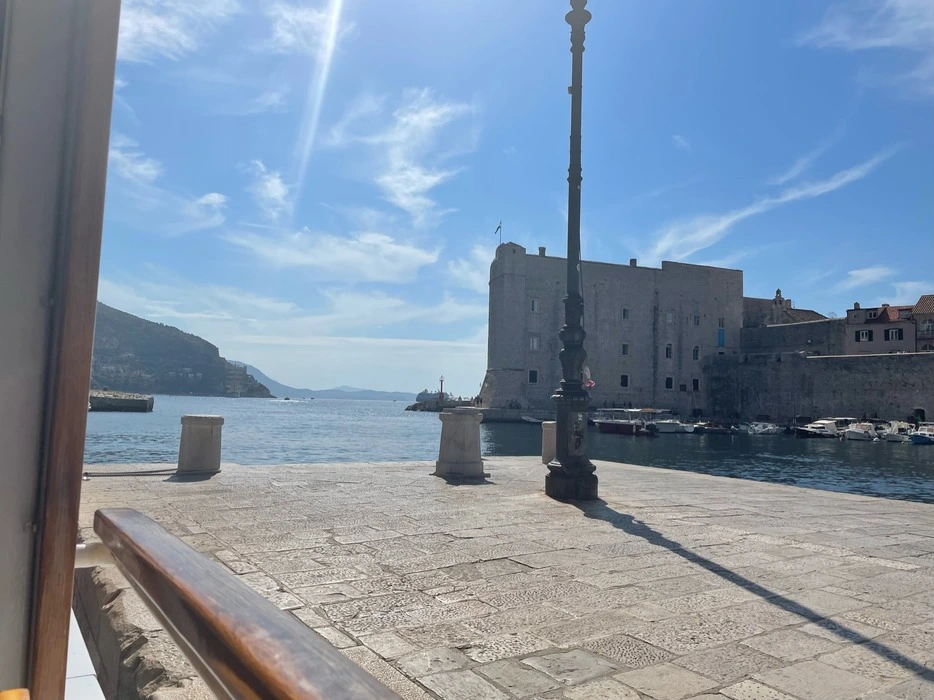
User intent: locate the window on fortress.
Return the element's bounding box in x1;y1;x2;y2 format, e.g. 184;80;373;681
665;377;673;390
717;317;725;329
620;374;629;388
529;335;541;351
622;307;630;320
693;315;700;326
530;298;540;313
680;384;687;392
666;312;673;323
621;343;629;356
692;346;700;361
528;370;538;384
692;378;699;391
665;343;673;359
922;344;934;352
884;328;903;341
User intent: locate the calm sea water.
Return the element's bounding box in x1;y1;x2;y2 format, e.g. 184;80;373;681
84;396;934;503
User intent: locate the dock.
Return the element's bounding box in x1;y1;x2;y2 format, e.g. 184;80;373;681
76;457;934;699
88;390;154;412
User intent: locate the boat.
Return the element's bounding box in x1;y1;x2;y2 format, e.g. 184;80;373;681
521;415;544;424
910;423;934;445
795;419;840;438
748;422;781;435
884;421;912;443
655;419;695;434
694;422;736;435
593;408;655;435
844;422;877;441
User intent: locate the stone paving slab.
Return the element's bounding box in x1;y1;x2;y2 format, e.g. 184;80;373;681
79;457;934;699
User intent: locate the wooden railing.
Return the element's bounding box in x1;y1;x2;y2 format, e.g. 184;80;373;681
94;509;400;699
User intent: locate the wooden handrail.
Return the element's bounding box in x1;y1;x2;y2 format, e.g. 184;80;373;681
94;509;399;699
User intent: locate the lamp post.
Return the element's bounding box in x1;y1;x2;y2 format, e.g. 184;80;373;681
546;0;598;501
439;375;445;401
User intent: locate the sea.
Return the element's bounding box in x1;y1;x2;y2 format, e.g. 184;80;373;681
84;396;934;504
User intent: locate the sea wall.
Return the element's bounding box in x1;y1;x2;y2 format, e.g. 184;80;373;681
740;319;847;355
89;390;154;412
704;351;934;422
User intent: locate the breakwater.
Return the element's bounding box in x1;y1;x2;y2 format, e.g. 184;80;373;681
88;390;153;412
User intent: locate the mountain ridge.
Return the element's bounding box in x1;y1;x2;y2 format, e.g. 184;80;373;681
231;362;416;401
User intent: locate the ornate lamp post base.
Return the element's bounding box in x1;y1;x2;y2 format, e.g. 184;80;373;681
546;387;598;501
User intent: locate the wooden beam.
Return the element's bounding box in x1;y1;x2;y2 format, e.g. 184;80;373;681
94;509;399;699
27;1;121;696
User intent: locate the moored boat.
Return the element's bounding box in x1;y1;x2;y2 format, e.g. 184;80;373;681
656;419;694;434
844;422;876;441
910;423;934;445
884;421;912;443
593;408;655;435
795;419;840;438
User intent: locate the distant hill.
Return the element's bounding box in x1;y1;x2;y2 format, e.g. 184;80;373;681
92;303;272;398
231;362;416;402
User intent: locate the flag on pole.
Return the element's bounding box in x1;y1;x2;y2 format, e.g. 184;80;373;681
494;221;502;236
583;366;596;388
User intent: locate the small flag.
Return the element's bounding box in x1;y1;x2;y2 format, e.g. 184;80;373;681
494;221;502;236
583;366;596;388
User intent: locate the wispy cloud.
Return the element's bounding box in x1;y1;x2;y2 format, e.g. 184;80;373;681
643;147;898;264
886;280;932;305
107;133;227;234
246;160;290;220
224;229;440;283
230;86;290;115
768;124;846;185
117;0;239;63
325;88;476;227
672;134;691;151
692;243;783;269
627;175;702;205
447;245;494;295
833;265;895;292
798;0;934;97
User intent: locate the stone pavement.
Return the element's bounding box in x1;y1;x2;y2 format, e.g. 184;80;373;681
78;458;934;699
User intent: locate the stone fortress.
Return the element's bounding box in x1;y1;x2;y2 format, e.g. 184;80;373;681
479;243;934;423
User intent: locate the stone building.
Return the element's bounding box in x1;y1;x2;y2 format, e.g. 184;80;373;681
479;242;932;419
481;243;787;415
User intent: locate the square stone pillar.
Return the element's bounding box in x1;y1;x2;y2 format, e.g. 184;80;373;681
541;421;556;465
433;408;484;479
178;414;224;476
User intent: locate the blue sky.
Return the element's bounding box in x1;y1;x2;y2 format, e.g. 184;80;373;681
99;0;933;393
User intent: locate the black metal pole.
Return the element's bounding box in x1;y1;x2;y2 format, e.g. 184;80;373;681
545;0;598;501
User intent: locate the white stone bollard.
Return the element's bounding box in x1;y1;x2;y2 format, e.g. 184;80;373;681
434;408;485;479
541;421;556;465
178;414;224;476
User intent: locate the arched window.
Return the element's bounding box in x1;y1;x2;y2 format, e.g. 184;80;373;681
922;344;934;352
665;343;673;359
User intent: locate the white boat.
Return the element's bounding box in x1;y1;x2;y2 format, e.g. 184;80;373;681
748;422;781;435
884;421;912;443
844;423;877;441
795;419;840;438
655;419;694;434
521;415;543;424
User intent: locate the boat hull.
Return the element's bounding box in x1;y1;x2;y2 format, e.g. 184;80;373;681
844;430;873;441
795;427;836;438
910;434;934;445
595;422;641;435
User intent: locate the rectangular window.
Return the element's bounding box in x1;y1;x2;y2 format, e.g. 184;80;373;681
679;384;687;392
692;346;700;361
717;328;725;347
621;343;629;356
885;328;903;341
857;330;872;342
529;335;540;351
717;317;725;329
666;312;673;323
665;377;673;390
693;314;700;326
528;370;538;384
620;374;629;388
622;307;630;320
867;310;878;319
665;344;673;359
692;378;699;391
530;298;540;313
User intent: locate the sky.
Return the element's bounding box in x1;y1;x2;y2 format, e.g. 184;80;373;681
99;0;934;394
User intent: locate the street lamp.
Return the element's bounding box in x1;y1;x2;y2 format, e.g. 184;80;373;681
439;374;445;401
546;0;598;501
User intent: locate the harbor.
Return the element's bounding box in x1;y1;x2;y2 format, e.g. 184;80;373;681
75;455;934;699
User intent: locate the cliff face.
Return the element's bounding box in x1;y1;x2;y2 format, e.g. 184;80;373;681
91;303;272;398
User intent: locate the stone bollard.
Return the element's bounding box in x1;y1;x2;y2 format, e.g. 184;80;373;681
541;421;556;465
433;408;485;479
177;414;224;476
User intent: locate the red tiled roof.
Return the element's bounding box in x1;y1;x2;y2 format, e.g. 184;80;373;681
913;294;934;315
867;305;913;323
